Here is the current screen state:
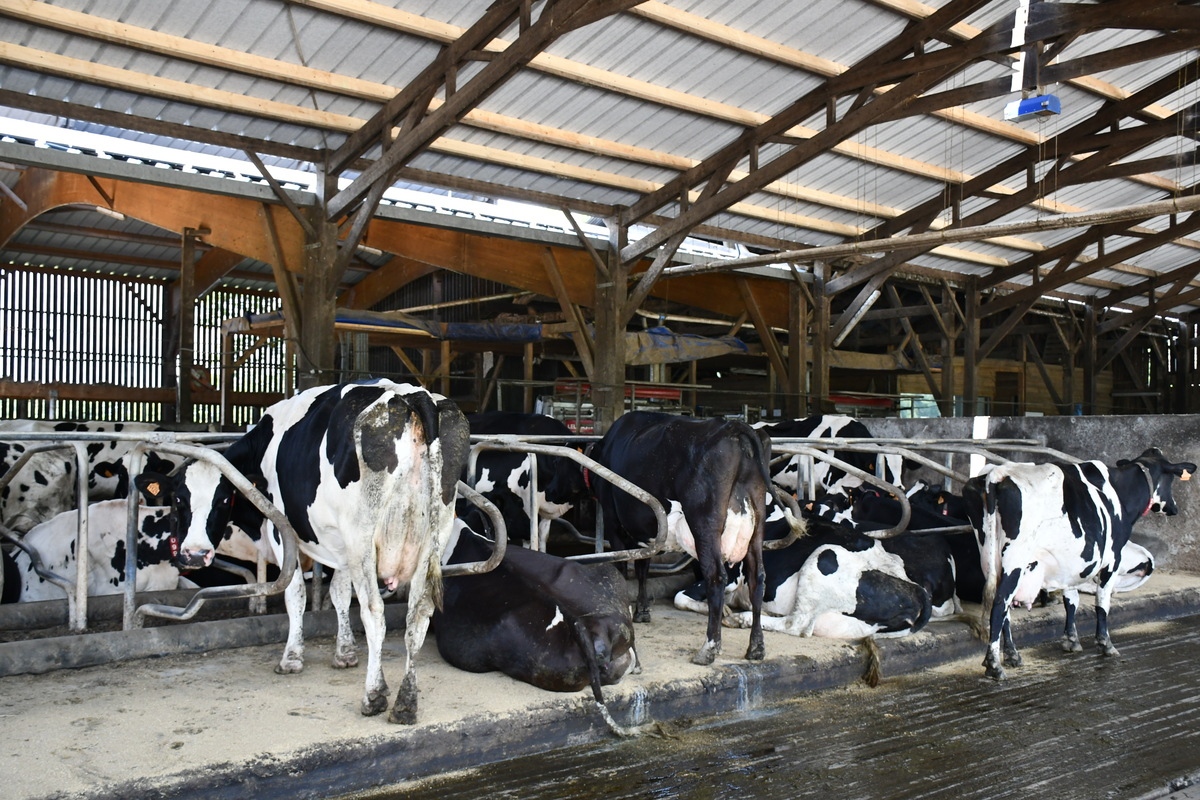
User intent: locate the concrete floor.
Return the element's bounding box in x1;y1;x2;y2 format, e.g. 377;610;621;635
3;572;1200;800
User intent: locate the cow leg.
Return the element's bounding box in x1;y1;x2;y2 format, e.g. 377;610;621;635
352;572;389;718
693;561;727;666
389;543;442;725
329;567;358;669
1001;617;1022;667
1060;588;1083;653
1094;582;1120;657
274;567;307;674
983;569;1021;680
632;558;652;623
743;547;766;662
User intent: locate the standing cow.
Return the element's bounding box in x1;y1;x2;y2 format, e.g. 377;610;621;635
590;411;789;666
753;414;904;498
145;380;469;723
963;448;1195;680
0;421;169;533
462;411;585;547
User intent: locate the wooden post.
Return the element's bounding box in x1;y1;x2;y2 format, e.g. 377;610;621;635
297;211;339;391
1186;314;1199;413
1083;301;1098;415
177;229;199;424
811;262;830;414
940;285;957;418
592;215;629;433
962;277;979;416
787;281;807;419
1175;319;1192;413
523;341;534;413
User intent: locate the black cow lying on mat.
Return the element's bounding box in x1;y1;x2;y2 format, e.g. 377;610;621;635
434;519;638;712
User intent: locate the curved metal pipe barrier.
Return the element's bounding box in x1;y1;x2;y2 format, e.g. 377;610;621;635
130;441;300;628
443;481;507;578
470;440;670;566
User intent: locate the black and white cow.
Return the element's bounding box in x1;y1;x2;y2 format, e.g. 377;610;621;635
1;498;188;603
0;421;170;533
462;411;585;547
962;448;1195;680
753;414;904;497
590;411;791;665
435;519;637;705
145;380;469;723
676;510;935;638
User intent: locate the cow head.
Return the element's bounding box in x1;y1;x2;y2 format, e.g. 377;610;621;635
136;465;269;570
1118;448;1197;517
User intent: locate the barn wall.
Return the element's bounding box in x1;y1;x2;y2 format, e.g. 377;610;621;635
896;357;1115;416
869;414;1200;573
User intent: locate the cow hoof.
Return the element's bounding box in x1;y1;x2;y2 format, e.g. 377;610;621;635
984;664;1006;681
362;691;389;717
1003;652;1023;668
1061;637;1083;654
692;641;719;666
745;641;765;662
388;673;418;724
332;651;359;669
634;608;652;624
1100;643;1120;657
274;660;304;675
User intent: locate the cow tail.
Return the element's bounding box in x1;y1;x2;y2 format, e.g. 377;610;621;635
978;479;1002;629
572;618;641;738
426;557;444;611
860;637;883;688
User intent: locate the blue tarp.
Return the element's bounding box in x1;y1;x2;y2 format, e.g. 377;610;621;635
625;326;748;365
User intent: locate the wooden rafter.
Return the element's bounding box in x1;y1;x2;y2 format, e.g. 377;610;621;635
824;59;1200;341
325;0;642;221
620;0;993;260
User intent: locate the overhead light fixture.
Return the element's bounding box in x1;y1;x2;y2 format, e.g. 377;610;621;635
1004;94;1061;122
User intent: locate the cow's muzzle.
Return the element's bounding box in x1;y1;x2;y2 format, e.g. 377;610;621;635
176;549;215;570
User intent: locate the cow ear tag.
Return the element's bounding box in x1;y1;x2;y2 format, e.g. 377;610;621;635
145;481;161;498
1182;470;1192;481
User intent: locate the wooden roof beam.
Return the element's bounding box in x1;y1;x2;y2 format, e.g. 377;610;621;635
621;0;993;242
326;0;643;220
826;59;1200;300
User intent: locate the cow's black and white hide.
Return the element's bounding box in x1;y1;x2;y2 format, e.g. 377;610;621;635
460;411;584;547
962;448;1195;680
753;414;904;497
675;510;934;639
590;411;786;666
143;380;470;723
0;421;175;533
1057;539;1156;654
435;519;637;703
1;498;188;603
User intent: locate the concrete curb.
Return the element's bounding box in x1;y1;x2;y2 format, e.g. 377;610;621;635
64;582;1200;800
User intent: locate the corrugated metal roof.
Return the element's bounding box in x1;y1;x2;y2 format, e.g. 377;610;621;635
0;0;1197;323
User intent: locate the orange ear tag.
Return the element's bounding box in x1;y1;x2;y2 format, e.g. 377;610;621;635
1181;470;1192;482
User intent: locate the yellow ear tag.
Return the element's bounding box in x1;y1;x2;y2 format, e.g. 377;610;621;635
147;481;161;496
1181;470;1192;481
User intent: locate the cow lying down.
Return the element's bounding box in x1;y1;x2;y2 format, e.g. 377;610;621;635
435;520;640;735
2;498;193;603
674;505;934;641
